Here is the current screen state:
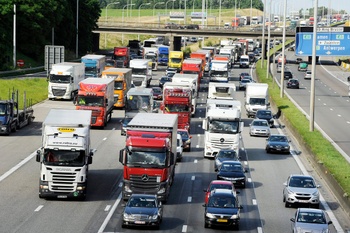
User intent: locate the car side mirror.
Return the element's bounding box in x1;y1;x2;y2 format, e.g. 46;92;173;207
328;221;333;225
239;205;243;209
283;182;287;186
290;218;295;223
202;204;207;207
203;189;207;192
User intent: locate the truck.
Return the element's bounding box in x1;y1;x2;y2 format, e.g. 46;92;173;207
143;38;158;48
101;68;132;108
113;47;130;68
36;109;93;200
245;83;269;118
209;60;229;83
202;98;243;158
125;87;155;118
161;82;192;131
129;59;152;87
207;82;235;100
0;90;34;135
157;45;170;66
190;52;207;72
239;55;250;68
194;50;212;72
75;78;115;128
119;113;178;202
143;47;158;70
218;48;234;67
81;54;106;78
127;39;141;56
48;62;85;100
308;17;315;26
181;58;203;82
232;17;245;27
168;51;184;72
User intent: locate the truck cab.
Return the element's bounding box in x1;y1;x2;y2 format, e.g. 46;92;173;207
125;87;155;118
129;59;153;87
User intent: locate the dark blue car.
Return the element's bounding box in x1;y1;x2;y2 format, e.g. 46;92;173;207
216;161;247;188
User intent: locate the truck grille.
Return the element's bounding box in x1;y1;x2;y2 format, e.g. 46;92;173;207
116;61;124;68
129;175;160;192
210;138;235;149
52;88;66;97
133;80;142;86
50;171;77;192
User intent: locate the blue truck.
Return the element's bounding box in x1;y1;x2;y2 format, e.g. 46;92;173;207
81;54;106;78
157;45;170;66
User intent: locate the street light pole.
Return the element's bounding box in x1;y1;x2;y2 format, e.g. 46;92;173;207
310;0;318;131
76;0;79;58
166;0;176;15
153;2;165;21
105;2;120;49
280;0;287;98
219;0;221;28
139;3;151;23
122;3;135;43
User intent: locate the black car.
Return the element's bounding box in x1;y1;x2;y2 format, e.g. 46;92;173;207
255;109;274;127
214;149;240;171
295;57;303;64
216;161;247;188
239;72;250;81
287;78;300;89
152;87;163;100
177;129;192;151
203;189;242;230
158;76;172;88
284;69;293;80
120;117;132;136
185;24;199;30
121;194;163;229
265;134;291;154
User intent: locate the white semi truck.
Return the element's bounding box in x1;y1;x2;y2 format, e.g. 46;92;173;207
208;82;235;100
48;62;85;100
125;87;155;118
209;60;229;82
203;99;243;158
129;59;152;87
36;109;93;200
245;83;269;118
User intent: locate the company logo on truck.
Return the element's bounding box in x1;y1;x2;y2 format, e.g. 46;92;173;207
58;128;76;133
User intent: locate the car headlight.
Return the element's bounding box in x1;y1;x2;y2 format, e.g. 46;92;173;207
312;190;319;196
206;213;215;218
123;213;133;220
158;187;166;194
150;214;158;220
185;139;191;144
230;214;239;219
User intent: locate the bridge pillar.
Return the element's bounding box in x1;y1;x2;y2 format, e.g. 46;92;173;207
168;35;174;51
173;36;182;51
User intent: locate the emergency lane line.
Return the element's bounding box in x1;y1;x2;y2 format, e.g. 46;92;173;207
182;225;188;232
97;192;122;233
34;205;44;212
0;150;37;183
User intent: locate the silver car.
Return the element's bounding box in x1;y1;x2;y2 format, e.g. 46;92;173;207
290;208;332;233
249;119;270;137
283;174;320;208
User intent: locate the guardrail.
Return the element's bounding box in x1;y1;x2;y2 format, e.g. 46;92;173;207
0;66;45;78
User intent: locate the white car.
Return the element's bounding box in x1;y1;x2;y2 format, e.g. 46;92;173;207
304;70;312;79
249;119;270;137
176;133;183;162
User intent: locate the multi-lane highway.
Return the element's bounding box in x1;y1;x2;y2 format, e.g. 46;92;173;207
0;59;348;233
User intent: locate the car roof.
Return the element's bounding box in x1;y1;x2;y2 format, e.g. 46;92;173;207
297;208;324;214
221;160;242;165
252;119;269;122
209;180;233;185
269;134;286;137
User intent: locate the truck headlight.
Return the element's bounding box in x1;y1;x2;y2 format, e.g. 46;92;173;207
157;187;166;194
124;184;132;192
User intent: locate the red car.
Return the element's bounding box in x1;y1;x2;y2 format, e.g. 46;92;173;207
203;180;237;204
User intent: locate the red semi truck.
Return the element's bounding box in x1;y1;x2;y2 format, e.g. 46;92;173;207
114;47;130;68
181;58;203;82
161;83;192;132
75;78;115;128
119;113;178;202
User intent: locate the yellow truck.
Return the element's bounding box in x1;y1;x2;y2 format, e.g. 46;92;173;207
168;51;184;71
102;68;132;108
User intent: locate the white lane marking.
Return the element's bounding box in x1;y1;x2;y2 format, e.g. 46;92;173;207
330;108;333;111
187;196;192;202
257;227;263;233
103;137;107;141
194;159;198;163
244;161;248;166
182;225;188;232
252;199;257;205
196;145;199;148
338;114;341;117
34;205;44;212
197;134;201;137
191;176;195;181
92;148;97;153
323;103;327;105
97;192;123;233
347;121;350;124
104;205;111;212
0;150;37;183
318;98;321;101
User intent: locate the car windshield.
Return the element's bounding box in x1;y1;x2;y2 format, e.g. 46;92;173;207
269;135;288;142
297;212;326;224
289;177;316;188
241;79;251;83
178;131;189;139
220;163;242;172
208;196;236;208
209;184;233;191
217;150;237;159
252;120;268;127
256;111;272;118
128;197;157;208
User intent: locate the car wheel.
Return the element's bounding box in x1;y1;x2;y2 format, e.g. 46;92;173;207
266;148;270;153
311;203;320;209
285;201;290;208
187;144;191;152
204;222;209;228
233;224;240;231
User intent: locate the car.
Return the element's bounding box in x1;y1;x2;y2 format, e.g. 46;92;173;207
295;57;303;64
283;69;293;80
239;78;253;90
283;174;320;208
304;70;312;79
176;133;183;162
203;180;237;204
121;194;163;229
189;37;198;42
203;189;242;230
152;87;163;100
265;134;290;154
165;22;180;29
249;119;271;137
255;109;274;127
290;208;332;233
166;71;176;78
165;67;177;75
298;62;308;71
216;161;247;188
276;62;286;73
287;78;300;89
120;117;132;136
177;129;192;151
214;149;240;171
239;72;250;81
185;24;199;30
158;76;172;88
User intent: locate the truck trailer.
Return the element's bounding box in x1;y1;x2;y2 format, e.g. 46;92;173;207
36;109;93;200
119;113;178;202
48;62;85;100
76;78;115;128
207;82;235;100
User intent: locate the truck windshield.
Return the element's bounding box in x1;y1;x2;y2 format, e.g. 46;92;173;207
127;148;167;167
159;54;168;59
105;60;115;67
115;56;126;61
170;58;182;63
77;96;104;107
209;120;239;134
249;98;266;105
43;149;85;166
115;80;123;90
211;71;228;77
49;75;71;84
165;104;189;112
0;104;7;115
126;95;151;112
132;68;147;75
182;71;198;75
85;67;97;76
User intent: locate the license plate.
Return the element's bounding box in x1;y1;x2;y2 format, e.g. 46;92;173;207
299;200;309;203
217;219;228;222
57;195;67;198
135;221;146;224
232;181;236;183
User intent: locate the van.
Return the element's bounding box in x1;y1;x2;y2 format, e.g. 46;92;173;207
224;22;231;29
239;55;250;68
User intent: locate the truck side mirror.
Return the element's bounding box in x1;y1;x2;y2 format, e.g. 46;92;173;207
36;150;41;162
88;156;93;164
119;149;126;164
202;119;207;130
89;150;94;156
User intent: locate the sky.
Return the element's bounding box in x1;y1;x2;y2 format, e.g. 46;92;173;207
269;0;350;16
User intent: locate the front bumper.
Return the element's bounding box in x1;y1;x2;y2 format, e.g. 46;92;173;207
205;216;239;227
